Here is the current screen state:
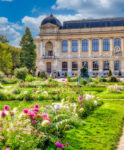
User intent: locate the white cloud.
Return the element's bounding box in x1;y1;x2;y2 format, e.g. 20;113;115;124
52;0;124;18
0;17;22;47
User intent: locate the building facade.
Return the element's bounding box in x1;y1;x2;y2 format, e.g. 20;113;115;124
35;14;124;77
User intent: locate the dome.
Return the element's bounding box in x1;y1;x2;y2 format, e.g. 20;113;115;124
41;14;61;27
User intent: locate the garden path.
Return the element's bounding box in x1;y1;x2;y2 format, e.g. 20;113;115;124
117;128;124;150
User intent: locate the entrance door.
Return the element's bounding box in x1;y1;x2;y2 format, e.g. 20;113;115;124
47;62;51;73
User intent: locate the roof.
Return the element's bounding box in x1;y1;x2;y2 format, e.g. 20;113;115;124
62;17;124;29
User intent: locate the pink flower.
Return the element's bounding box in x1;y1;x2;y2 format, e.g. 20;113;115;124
33;108;39;113
5;148;10;150
42;113;48;117
0;128;2;132
35;104;39;109
4;105;10;111
66;142;69;148
43;117;51;121
80;104;83;106
37;114;42;119
56;142;63;149
0;136;5;140
78;96;82;101
1;111;6;118
29;111;35;118
23;109;29;114
32;120;37;124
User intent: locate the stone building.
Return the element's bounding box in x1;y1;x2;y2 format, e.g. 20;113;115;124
35;14;124;77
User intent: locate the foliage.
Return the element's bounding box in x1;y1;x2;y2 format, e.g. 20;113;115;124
25;74;35;82
20;27;36;75
67;76;71;82
107;85;123;93
108;76;118;82
0;43;20;75
14;67;28;81
2;77;18;84
98;77;107;82
108;69;112;76
80;78;87;85
0;71;5;81
0;34;9;43
118;70;122;77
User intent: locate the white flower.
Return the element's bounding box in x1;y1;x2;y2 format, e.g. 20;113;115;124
24;90;27;94
54;103;62;110
94;100;98;105
85;94;93;100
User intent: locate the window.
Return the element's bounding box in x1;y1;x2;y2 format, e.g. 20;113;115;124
103;39;110;51
92;39;99;51
114;61;120;70
72;40;78;52
72;62;78;71
62;62;68;71
93;61;99;71
62;40;68;52
114;38;121;48
82;40;88;51
82;61;88;69
103;61;109;70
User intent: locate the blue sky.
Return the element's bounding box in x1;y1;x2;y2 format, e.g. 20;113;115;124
1;0;124;46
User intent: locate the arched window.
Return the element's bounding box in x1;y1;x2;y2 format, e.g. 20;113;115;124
93;61;99;71
62;62;68;71
114;61;120;70
92;39;99;51
114;38;121;48
82;40;88;51
72;62;78;71
82;61;88;69
103;39;110;51
62;40;68;52
72;40;78;52
103;61;109;70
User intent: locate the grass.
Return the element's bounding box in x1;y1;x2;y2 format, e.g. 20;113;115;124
64;100;124;150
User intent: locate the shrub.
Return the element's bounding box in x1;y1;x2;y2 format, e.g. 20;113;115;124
40;72;47;79
0;91;16;100
80;78;87;85
67;76;71;82
118;70;122;77
108;70;112;76
18;90;35;101
2;76;18;84
0;71;5;81
98;77;107;82
107;85;122;93
0;83;3;88
88;82;96;87
108;76;118;82
14;67;28;81
25;74;35;82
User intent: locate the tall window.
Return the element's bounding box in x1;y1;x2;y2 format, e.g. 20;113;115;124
114;61;120;70
72;40;78;52
82;61;88;69
92;39;99;51
103;61;109;70
62;62;68;71
114;38;121;48
72;62;78;71
82;40;88;51
103;39;110;51
93;61;99;71
62;40;68;52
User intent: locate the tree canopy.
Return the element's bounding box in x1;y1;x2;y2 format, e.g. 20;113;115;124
0;35;9;44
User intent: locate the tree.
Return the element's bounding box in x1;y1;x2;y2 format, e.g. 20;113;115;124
20;27;36;75
108;69;112;76
0;35;9;43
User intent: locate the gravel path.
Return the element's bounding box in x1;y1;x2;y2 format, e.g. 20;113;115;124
117;128;124;150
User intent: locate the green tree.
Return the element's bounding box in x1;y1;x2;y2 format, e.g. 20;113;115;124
0;35;9;43
20;27;36;74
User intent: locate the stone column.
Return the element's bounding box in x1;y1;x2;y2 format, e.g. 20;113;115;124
68;61;72;76
78;61;82;75
110;38;114;56
110;60;114;74
68;40;72;59
78;39;82;58
99;38;103;56
88;39;92;57
88;61;92;76
99;61;103;76
121;37;124;56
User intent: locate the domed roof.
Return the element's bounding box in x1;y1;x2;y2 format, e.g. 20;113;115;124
41;14;61;27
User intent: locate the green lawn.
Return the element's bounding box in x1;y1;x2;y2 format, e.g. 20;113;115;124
64;100;124;150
